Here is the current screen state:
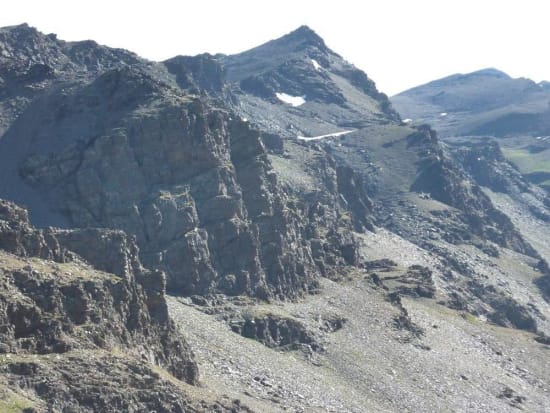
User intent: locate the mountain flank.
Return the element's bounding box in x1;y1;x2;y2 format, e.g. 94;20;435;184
0;24;549;412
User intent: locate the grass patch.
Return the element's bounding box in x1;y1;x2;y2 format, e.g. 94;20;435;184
0;390;35;413
463;312;479;324
502;147;550;174
0;251;120;284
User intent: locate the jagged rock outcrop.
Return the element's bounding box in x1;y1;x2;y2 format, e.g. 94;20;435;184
229;312;320;351
409;126;537;256
164;54;226;96
0;24;366;300
0;199;198;382
0;353;250;413
3;64;357;300
448;138;530;193
0;199;257;411
448;138;550;224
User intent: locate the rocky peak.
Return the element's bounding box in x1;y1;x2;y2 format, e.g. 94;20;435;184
222;25;334;84
422;68;513;89
0;23;144;83
274;25;329;53
0;23;56;52
222;26;398;120
63;39;141;74
392;66;550;137
0;23;68;75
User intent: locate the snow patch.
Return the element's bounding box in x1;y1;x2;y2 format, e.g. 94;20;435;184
402;118;413;124
297;130;355;141
440;112;448;117
311;59;321;71
276;92;306;107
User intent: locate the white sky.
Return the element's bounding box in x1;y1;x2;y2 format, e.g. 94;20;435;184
2;0;549;95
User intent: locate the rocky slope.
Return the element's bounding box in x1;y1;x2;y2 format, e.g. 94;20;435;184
0;199;257;411
0;24;549;412
216;27;549;334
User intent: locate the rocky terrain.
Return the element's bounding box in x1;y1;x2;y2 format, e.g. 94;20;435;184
391;68;550;191
0;199;256;412
0;24;549;412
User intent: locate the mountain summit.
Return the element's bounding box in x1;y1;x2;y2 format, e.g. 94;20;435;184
223;25;329;83
222;25;399;134
265;24;329;53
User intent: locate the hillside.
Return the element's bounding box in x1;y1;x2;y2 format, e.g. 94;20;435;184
0;24;549;412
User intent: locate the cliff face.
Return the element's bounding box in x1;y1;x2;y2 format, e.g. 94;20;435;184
408;127;537;257
0;199;198;382
17;94;361;298
0;199;261;411
1;40;357;299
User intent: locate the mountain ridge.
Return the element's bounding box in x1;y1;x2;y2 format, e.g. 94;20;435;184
391;67;550;134
0;24;549;412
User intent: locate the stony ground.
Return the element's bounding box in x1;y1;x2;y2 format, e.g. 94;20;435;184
168;229;550;413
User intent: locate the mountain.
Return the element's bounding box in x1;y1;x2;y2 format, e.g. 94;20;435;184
0;24;549;412
392;69;550;191
391;68;550;137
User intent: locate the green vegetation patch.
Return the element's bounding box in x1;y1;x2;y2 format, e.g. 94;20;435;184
0;390;35;413
502;148;550;174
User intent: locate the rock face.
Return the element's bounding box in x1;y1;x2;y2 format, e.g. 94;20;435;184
11;87;357;299
0;199;265;411
0;199;197;381
1;353;250;413
408;126;537;256
448;138;530;194
0;25;360;300
230;312;320;351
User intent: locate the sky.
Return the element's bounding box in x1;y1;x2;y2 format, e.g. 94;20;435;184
2;0;549;95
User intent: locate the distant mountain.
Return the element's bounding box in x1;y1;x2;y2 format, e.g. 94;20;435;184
0;24;549;412
392;68;550;137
